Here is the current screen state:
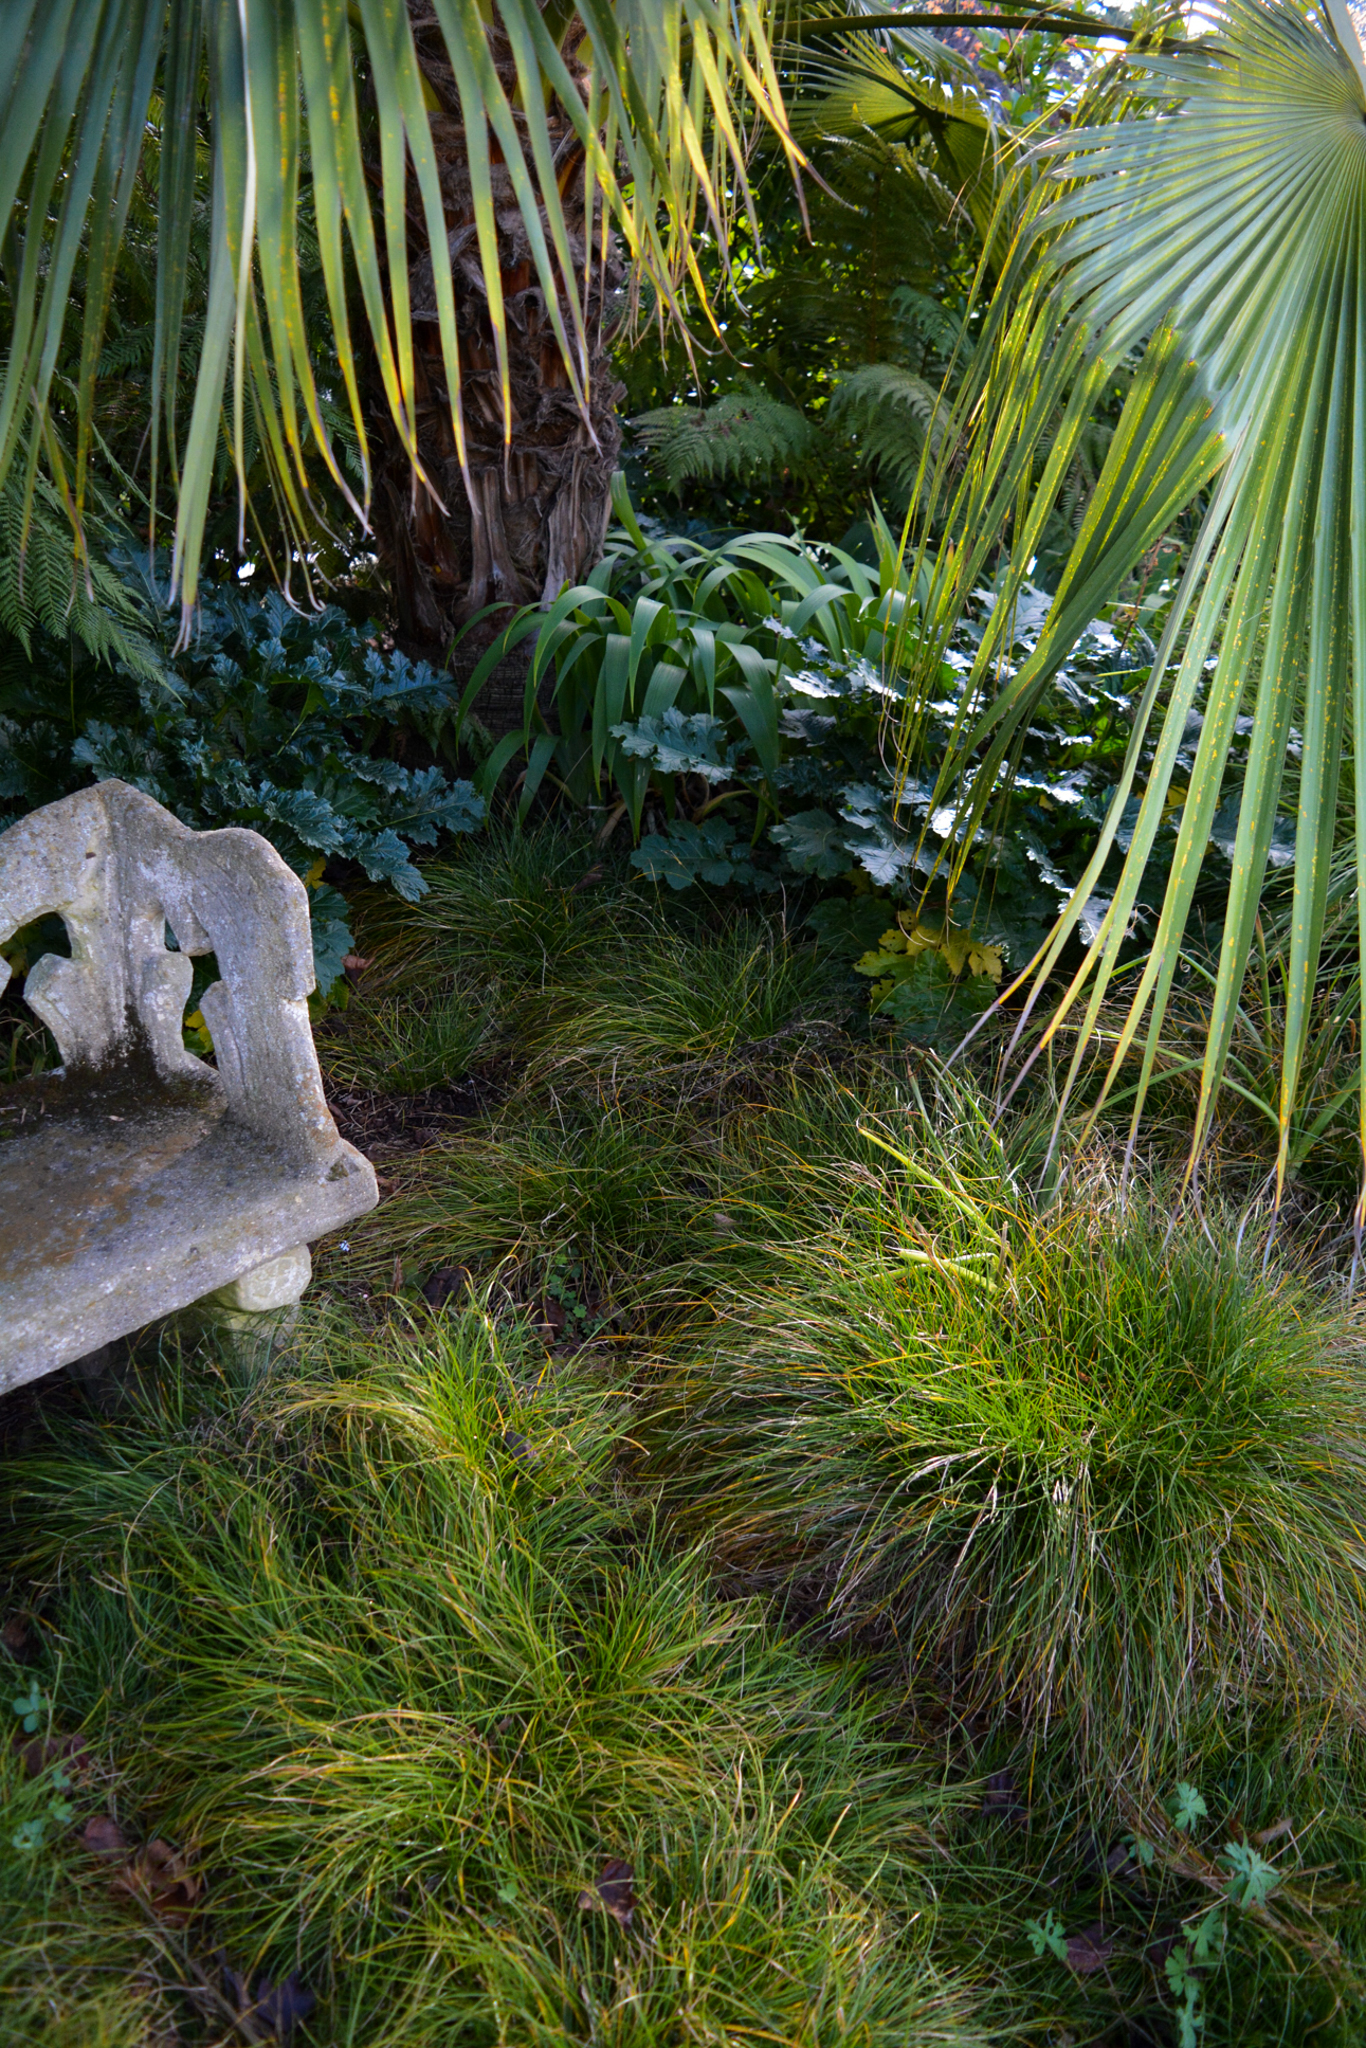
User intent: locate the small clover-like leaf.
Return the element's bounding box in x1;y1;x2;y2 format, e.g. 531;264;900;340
11;1681;43;1733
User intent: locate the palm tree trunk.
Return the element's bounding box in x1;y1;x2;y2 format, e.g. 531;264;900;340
366;11;624;726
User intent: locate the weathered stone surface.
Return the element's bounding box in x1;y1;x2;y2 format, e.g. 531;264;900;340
212;1246;312;1313
0;781;378;1391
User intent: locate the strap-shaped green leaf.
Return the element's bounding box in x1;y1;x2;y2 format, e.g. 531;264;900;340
900;0;1366;1206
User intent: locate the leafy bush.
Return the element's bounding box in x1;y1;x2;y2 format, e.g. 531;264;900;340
0;556;482;993
476;488;1306;1054
467;481;923;833
467;494;1191;1044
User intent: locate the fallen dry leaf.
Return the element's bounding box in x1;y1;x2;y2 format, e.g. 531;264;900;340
576;1856;635;1929
222;1960;317;2041
1254;1816;1296;1848
112;1838;203;1922
15;1730;89;1779
81;1815;130;1859
1065;1923;1114;1976
1;1612;38;1662
422;1264;472;1310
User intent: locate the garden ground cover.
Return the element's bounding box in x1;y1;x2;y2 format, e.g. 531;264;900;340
5;824;1366;2046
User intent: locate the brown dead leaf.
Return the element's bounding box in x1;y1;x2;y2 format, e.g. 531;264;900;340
15;1730;89;1779
81;1815;131;1859
112;1838;203;1922
576;1856;635;1929
422;1264;472;1310
222;1959;316;2041
1065;1922;1114;1976
1;1612;38;1662
1254;1816;1295;1848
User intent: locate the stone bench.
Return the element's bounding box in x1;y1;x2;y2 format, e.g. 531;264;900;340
0;780;378;1392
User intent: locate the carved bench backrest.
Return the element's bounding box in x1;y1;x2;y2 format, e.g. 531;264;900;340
0;781;341;1171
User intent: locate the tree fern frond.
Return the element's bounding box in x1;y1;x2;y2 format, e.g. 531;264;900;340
632;390;819;493
827;363;949;487
890;285;971;370
0;473;165;683
96;325;156;377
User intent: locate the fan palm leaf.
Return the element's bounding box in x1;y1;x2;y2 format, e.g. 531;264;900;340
894;0;1366;1210
2;0;802;628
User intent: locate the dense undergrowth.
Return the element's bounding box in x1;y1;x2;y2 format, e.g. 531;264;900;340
5;825;1366;2046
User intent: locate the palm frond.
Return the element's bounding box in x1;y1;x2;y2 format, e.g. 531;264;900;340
3;1;802;622
789;23;1003;242
894;0;1366;1204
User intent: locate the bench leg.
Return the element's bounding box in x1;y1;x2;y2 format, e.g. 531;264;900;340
202;1246;312;1369
211;1245;312;1313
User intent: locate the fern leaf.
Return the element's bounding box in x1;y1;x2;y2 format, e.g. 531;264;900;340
827;365;949;488
631;391;818;494
0;471;166;682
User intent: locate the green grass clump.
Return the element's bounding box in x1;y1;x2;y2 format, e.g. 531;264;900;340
2;1310;990;2046
390;820;643;998
325;965;502;1095
650;1087;1366;1796
0;1744;173;2048
348;1099;699;1293
533;919;847;1084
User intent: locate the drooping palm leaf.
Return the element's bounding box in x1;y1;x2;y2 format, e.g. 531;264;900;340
788;18;1003;244
894;0;1366;1207
2;0;802;625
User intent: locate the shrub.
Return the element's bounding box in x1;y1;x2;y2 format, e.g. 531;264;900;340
0;557;482;992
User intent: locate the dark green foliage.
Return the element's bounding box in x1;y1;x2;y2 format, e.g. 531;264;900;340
614;95;976;539
0;558;481;992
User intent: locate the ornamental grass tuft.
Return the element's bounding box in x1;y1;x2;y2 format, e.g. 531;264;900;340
2;1308;989;2047
650;1079;1366;1795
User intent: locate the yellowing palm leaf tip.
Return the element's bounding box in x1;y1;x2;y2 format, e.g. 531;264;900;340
2;0;802;632
895;0;1366;1212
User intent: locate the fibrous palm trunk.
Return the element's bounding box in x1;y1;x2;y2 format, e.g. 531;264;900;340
367;10;625;718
